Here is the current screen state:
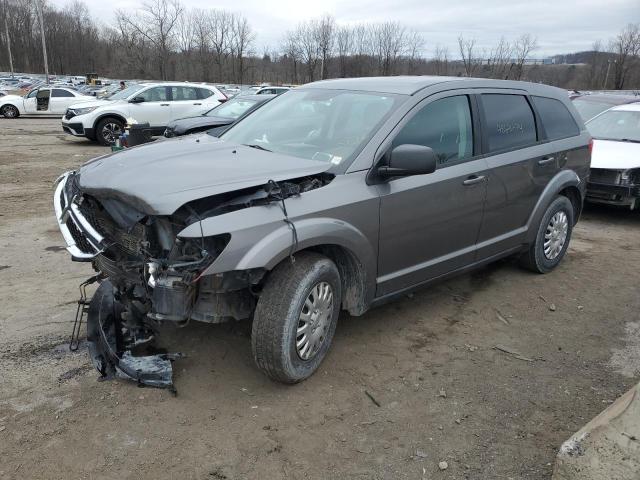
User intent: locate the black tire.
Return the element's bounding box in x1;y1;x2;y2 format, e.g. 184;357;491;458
95;117;124;146
521;196;574;273
252;252;342;384
1;104;19;118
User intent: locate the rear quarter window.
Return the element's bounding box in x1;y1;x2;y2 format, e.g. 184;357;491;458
533;96;580;140
481;94;537;153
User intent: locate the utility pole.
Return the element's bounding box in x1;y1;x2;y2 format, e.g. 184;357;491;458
4;13;13;77
34;0;49;84
603;60;612;90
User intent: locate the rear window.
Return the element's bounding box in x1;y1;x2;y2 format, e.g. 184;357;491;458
481;94;537;153
533;96;580;140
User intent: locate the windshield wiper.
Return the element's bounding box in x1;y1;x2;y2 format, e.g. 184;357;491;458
243;143;272;152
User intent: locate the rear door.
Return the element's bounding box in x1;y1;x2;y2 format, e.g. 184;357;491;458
475;91;565;259
129;86;171;128
169;86;207;120
50;88;76;114
376;92;489;296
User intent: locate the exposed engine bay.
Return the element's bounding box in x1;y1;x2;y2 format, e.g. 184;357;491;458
54;170;332;389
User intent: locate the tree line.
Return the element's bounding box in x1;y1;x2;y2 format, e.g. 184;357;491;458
1;0;639;89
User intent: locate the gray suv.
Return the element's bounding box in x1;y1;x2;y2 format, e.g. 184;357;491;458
53;76;590;387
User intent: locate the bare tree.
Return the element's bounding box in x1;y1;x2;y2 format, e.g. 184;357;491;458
316;14;335;79
609;23;640;89
487;36;513;79
512;33;538;80
432;44;449;76
405;30;424;74
116;0;184;79
458;35;479;77
335;26;352;77
230;13;254;84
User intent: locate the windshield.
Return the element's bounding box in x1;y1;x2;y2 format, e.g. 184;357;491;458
220;89;401;166
206;97;260;118
108;84;142;101
586;110;640;142
572;99;617;121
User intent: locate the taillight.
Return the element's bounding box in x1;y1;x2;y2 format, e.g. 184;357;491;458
588;138;593;155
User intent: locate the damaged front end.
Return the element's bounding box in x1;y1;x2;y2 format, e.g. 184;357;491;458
53;169;330;388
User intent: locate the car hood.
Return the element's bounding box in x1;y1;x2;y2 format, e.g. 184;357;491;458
78;134;331;215
591;139;640;170
1;94;24;102
68;99;119;109
167;115;235;134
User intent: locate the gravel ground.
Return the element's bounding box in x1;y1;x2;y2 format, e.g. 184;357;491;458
0;117;639;480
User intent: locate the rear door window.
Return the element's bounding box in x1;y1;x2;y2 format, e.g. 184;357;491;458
532;96;580;140
481;94;537;153
392;95;474;167
52;89;75;97
170;86;199;101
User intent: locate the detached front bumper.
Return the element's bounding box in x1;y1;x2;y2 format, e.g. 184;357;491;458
586;181;640;209
53;172;105;261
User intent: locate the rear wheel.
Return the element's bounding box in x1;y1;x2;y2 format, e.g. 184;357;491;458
1;104;19;118
96;117;124;146
521;196;574;273
251;252;341;383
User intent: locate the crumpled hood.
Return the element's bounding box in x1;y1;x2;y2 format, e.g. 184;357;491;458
167;115;234;135
591;139;640;170
78;134;331;215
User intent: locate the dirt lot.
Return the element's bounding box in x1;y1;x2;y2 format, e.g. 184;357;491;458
1;117;639;480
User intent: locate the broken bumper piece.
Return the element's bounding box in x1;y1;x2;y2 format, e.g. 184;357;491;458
87;280;180;389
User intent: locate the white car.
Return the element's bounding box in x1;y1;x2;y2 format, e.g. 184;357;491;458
585;103;640;210
0;86;94;118
62;82;227;146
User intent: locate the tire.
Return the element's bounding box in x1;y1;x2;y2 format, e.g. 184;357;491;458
252;252;342;384
95;117;124;146
521;196;574;273
1;104;19;118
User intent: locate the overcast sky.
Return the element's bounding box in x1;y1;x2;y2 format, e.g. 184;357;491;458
50;0;640;57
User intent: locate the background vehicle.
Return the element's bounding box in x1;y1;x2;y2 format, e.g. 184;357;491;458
253;86;290;95
164;93;275;137
53;77;590;387
61;82;227;146
571;93;639;122
584;103;640;209
0;86;94;118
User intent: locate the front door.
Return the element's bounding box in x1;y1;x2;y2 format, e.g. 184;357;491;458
23;89;40;114
376;93;489;296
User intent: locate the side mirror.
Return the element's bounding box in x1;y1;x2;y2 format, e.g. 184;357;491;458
378;144;437;178
129;96;145;103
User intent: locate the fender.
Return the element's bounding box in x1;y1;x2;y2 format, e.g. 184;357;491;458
93;112;128;131
0;98;24;114
525;169;583;244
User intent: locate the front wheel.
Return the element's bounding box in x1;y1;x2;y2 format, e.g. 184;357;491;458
252;252;342;383
95;117;124;146
1;105;19;118
521;196;574;273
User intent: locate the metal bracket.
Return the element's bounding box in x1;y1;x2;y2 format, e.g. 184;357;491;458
69;273;104;352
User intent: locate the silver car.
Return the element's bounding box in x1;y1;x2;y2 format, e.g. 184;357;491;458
53;76;591;388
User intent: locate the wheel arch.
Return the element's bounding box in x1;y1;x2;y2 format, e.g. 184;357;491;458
92;112;127;131
0;101;21;117
525;169;583;244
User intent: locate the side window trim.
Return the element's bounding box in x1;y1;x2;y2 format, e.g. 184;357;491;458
526;94;547;142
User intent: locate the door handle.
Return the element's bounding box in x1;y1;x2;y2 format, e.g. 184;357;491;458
160;103;170;106
193;103;202;105
538;156;555;165
463;175;486;186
